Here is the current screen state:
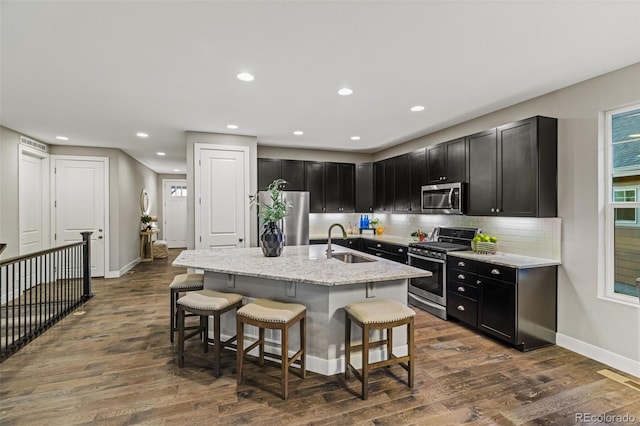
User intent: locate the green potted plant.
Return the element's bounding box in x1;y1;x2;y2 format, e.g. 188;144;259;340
249;178;291;257
141;214;152;230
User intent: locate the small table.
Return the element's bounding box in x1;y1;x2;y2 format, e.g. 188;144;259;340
140;229;158;262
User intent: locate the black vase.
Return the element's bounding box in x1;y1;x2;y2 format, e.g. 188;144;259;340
260;222;284;257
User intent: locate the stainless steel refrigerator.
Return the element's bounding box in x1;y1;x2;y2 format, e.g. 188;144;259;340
257;191;310;246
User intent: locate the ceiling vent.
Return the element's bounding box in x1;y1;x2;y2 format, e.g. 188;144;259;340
20;136;48;153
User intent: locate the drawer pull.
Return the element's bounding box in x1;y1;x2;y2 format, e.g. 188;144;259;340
457;274;465;280
457;286;465;292
375;253;382;257
398;248;404;253
457;305;465;311
377;244;382;248
491;268;501;275
457;261;465;267
477;280;481;285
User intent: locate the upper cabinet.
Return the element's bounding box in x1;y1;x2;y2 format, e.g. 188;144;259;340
409;149;426;212
355;163;374;213
426;138;467;184
393;153;411;212
467;116;557;217
304;161;354;213
373;149;426;213
258;158;305;191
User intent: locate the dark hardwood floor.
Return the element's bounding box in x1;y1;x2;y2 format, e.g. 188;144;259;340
0;249;638;425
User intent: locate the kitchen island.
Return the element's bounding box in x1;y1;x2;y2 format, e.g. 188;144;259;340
173;245;429;375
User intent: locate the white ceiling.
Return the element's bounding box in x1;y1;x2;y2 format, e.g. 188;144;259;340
2;1;639;174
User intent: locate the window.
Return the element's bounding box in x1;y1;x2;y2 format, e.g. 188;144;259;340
170;185;187;197
604;104;640;302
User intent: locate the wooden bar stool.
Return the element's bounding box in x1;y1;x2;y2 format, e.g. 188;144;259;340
177;289;243;377
169;273;204;343
344;299;416;400
236;299;306;399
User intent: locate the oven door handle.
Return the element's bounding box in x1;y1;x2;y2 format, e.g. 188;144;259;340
408;253;445;264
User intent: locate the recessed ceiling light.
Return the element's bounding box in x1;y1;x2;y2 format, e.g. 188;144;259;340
293;131;304;136
351;136;361;141
157;152;166;156
237;72;254;82
136;132;149;138
227;124;238;129
410;105;425;112
629;133;640;138
338;88;353;96
55;136;69;141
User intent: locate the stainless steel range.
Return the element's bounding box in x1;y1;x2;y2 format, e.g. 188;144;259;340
408;226;478;320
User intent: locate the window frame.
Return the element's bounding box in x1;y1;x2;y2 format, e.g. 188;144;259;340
602;103;640;305
613;187;638;225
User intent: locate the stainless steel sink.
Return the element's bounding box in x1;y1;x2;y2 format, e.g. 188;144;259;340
331;252;376;263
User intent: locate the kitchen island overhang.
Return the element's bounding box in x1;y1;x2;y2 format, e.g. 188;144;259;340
173;245;430;376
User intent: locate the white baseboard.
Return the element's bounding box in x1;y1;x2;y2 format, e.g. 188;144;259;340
556;333;640;378
105;257;140;278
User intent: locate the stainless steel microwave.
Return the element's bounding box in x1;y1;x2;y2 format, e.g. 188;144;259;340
421;182;464;214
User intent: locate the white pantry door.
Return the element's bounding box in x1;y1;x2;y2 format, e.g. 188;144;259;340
19;150;49;254
53;157;107;277
163;179;188;248
196;146;249;249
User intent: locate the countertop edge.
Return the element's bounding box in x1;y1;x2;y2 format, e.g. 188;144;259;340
448;251;561;269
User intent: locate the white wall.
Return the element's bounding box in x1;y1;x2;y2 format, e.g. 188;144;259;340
0;127;23;259
186;132;258;248
374;63;640;375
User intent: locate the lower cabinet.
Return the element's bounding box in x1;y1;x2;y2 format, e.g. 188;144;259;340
447;257;557;352
360;240;408;264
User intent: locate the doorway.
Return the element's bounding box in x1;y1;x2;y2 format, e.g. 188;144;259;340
162;179;188;248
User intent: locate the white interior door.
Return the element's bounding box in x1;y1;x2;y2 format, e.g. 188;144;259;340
53;157;107;277
196;147;248;249
163;179;188;248
19;149;49;254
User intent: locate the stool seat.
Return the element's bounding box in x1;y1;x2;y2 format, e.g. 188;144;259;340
345;299;415;324
237;299;306;323
178;289;243;311
237;299;307;399
169;273;204;290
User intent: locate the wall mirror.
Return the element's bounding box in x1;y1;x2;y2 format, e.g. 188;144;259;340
140;189;150;215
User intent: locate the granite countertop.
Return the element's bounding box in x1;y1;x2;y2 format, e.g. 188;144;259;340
310;233;414;247
448;251;561;269
173;245;429;286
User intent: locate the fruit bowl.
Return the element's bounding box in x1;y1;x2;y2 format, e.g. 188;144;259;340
472;240;497;255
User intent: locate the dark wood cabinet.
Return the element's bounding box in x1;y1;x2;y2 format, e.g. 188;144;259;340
360;239;407;264
447;255;557;352
258;158;305;191
304;161;325;213
383;159;395;212
467;116;557;217
325;162;355;213
373;161;385;211
409;149;426;212
426;138;466;184
393;154;411;212
355;163;374;213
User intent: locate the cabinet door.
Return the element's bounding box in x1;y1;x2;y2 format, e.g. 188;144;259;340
426;144;445;184
478;276;516;344
281;160;305;191
383;158;395;211
393;154;410;212
373;161;385;211
467;129;498;216
409;149;426;212
355;163;374;213
338;163;355;212
324;162;340;212
258;158;281;190
445;138;467;183
305;161;325;213
498;119;537;216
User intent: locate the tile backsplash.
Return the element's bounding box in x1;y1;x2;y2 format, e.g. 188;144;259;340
310;213;561;261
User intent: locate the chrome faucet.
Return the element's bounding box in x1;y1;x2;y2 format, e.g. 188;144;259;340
326;223;347;259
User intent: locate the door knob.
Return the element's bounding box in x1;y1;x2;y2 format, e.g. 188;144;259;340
238;238;244;242
98;229;103;232
98;236;103;239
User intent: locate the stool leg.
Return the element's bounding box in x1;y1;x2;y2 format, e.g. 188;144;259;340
408;317;414;388
213;311;221;378
177;306;185;368
299;316;306;378
344;315;351;379
237;317;244;385
258;327;265;367
362;323;370;400
202;315;208;353
387;327;393;361
170;290;175;343
281;323;289;399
